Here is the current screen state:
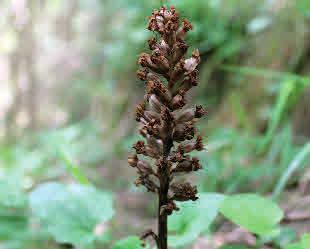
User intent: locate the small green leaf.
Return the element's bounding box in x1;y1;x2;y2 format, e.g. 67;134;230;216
219;194;283;236
113;236;143;249
30;182;114;247
168;193;225;247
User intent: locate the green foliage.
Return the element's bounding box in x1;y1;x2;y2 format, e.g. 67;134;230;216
284;233;310;249
219;194;283;236
273;142;310;199
113;236;143;249
274;227;298;249
167;193;284;248
168;193;225;247
219;245;250;249
0;180;32;249
59;149;91;185
258;79;306;153
30;182;114;247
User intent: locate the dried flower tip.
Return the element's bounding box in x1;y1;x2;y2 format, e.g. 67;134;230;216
161;108;174;122
139;53;164;74
173;156;202;173
138;53;152;67
151;50;170;72
170;59;185;83
182;19;193;32
146;119;161;137
170;182;198;201
139;126;148;137
195;135;204;151
135;102;146;121
160;201;179;216
146;81;171;105
173;123;195;142
177;19;193;41
172;41;189;65
148;37;157;50
179;69;199;93
128;154;138;167
192;157;202;170
137;68;149;81
133;141;146;154
171;90;186;110
195;105;207;118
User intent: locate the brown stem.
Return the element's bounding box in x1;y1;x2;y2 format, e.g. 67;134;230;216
158;139;173;249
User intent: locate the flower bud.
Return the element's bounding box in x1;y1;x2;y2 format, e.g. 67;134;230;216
133;141;146;154
173;123;195;142
171;91;186;110
173;157;202;173
128;154;138;167
195;105;207;118
146;81;171;105
170;182;198;201
149;94;163;113
184;49;200;75
177;19;193;41
135;102;146;122
170;59;185;82
172;41;188;65
138;53;166;74
151;50;169;73
177;108;195;123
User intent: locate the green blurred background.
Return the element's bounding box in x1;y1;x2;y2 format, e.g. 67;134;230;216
0;0;309;248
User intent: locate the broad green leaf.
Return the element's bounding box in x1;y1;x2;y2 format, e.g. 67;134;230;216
219;194;283;236
168;193;225;247
30;182;114;247
113;236;143;249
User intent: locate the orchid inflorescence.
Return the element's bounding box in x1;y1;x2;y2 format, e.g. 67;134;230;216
128;5;207;249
